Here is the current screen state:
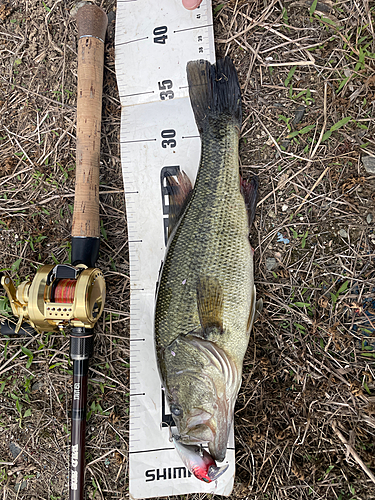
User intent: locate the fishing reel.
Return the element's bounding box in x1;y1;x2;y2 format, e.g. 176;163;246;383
1;264;106;334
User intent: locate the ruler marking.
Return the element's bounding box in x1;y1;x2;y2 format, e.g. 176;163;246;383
121;138;156;144
120;90;155;98
129;447;175;455
129;446;236;455
115;36;148;47
174;23;213;33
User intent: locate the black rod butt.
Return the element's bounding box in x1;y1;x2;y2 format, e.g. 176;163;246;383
71;237;100;268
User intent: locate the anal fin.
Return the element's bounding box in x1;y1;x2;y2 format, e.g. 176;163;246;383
246;287;263;333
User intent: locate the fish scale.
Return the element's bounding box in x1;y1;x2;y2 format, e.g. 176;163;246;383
155;122;253;356
154;58;259;466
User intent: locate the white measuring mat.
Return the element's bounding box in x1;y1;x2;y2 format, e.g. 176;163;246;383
115;1;235;497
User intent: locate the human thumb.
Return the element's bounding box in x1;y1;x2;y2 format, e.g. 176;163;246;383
182;0;202;10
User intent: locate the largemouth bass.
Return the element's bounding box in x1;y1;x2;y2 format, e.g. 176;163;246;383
154;57;262;469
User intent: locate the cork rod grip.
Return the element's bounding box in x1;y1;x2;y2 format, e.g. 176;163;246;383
72;4;108;239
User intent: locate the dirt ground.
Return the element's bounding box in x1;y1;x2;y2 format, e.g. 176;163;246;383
0;0;375;499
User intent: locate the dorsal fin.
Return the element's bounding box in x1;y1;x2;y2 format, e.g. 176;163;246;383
240;175;259;229
167;171;193;239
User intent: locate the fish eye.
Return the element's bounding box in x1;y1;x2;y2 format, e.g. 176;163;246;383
170;404;183;417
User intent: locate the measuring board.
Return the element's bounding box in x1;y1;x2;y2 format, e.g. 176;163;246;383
115;1;235;497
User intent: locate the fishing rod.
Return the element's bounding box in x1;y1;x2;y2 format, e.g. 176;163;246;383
0;3;107;499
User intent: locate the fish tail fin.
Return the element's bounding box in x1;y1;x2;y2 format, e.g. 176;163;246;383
186;57;242;133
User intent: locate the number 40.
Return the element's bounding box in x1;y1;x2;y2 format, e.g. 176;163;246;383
153;26;167;44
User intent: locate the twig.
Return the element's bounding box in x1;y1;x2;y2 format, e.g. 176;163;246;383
294;165;330;215
86;448;119;467
254;111;312;162
260;36;312;54
3;126;36;168
262;61;315;67
294;82;329;214
260;84;317;92
310;82;328;159
238;12;316;63
257;165;311;206
89;367;127;390
331;421;375;484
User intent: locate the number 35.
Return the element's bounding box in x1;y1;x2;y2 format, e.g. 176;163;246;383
158;80;174;100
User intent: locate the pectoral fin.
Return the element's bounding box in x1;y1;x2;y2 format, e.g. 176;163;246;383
167;171;193;239
196;276;224;337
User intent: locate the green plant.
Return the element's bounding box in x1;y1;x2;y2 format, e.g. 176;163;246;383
213;3;225;15
278;114;292;132
11;392;31;428
309;0;318;16
92;478;99;498
330;280;349;309
287;125;315;140
284;65;297;87
293;88;314;105
11;258;22;272
29;233;47;252
0;295;11;317
21;346;33;368
0;468;8;483
322;117;352;141
290;229;309;248
100;220;108;241
282;7;288;24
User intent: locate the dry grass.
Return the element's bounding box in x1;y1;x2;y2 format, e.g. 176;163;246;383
0;0;374;499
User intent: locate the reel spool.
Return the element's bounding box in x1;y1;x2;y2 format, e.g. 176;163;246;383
1;264;106;334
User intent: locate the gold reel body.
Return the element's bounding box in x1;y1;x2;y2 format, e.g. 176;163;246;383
1;264;106;333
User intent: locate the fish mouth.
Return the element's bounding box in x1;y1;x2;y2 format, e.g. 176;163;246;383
185;337;240;462
169;336;240;462
208;416;230;462
208;463;229;482
181;404;232;462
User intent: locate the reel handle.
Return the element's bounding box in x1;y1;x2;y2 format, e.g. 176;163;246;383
1;319;36;336
71;3;108;242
